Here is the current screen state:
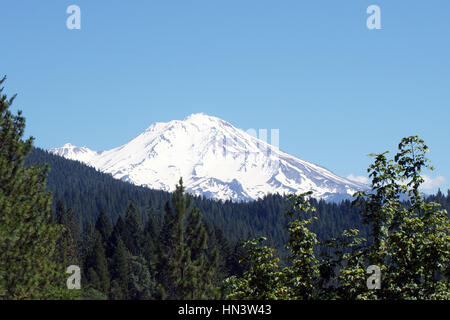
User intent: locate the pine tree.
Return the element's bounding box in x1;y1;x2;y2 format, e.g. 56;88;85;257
127;255;154;300
108;237;129;299
208;226;233;285
155;178;190;299
84;231;110;295
0;76;71;299
106;216;130;299
184;207;219;299
54;200;80;267
185;207;207;261
155;178;221;299
122;201;144;256
143;212;158;274
95;209;112;245
106;215;124;259
81;221;96;270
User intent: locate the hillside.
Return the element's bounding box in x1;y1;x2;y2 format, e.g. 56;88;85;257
26;147;373;248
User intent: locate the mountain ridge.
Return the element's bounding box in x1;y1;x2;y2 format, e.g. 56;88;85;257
49;113;366;201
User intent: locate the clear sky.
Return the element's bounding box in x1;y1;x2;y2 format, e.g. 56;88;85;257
1;1;449;192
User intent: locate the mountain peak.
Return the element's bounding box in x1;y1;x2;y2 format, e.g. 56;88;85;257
62;142;76;148
49;115;366;202
184;113;229;125
184;112;210;120
49;143;99;164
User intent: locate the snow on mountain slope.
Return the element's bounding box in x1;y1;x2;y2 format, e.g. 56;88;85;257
48;143;101;164
48;113;366;201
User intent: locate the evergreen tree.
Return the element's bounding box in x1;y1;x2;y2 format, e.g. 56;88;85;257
127;255;154;300
95;209;112;245
227;238;251;279
108;237;129;300
0;76;72;299
106;215;125;259
185;207;207;260
81;221;96;268
122;201;144;256
143;211;158;277
183;207;219;299
155;178;191;299
208;226;234;285
54;200;80;267
84;231;110;295
155;179;223;299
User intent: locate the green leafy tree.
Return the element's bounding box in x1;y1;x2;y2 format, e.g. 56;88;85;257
353;136;449;299
283;192;320;299
224;237;287;300
319;229;368;299
224;193;321;300
225;136;449;300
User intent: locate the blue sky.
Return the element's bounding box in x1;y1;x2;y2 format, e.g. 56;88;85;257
1;1;449;192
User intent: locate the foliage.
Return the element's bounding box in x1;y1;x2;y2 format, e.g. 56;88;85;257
283;192;320;299
25;147;372;254
352;136;450;299
5;77;449;300
224;237;287;300
155;178;220;299
225;136;450;300
0;77;75;299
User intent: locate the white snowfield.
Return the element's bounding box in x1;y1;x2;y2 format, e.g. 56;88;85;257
49;113;366;202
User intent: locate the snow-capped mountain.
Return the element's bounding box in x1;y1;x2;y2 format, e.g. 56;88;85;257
48;113;366;202
50;143;101;163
